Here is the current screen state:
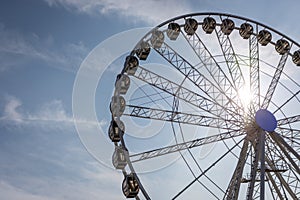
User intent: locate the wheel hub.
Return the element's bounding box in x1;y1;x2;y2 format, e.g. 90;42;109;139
255;109;277;132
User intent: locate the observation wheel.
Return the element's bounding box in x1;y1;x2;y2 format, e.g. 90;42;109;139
108;13;300;199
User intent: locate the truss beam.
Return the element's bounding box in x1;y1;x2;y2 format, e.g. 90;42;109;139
224;139;249;200
216;19;245;92
249;31;260;112
125;105;240;130
129;130;244;163
277;115;300;126
261;52;289;109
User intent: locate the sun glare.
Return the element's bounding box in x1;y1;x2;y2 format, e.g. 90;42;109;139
238;84;252;111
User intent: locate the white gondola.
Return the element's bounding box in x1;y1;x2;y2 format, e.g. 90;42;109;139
110;96;126;117
136;41;150;60
108;120;125;142
124;55;139;75
239;23;253;39
115;74;130;95
167;22;180;40
292;50;300;66
150;30;164;49
184;18;198;35
202;17;216;34
221;18;235;35
275;39;290;55
112;146;127;169
257;30;272;46
122;173;139;198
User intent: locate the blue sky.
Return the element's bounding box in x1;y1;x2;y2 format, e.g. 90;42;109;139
0;0;300;199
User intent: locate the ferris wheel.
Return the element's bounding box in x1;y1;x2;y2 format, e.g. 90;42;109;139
108;12;300;199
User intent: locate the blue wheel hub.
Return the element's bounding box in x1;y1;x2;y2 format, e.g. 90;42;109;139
255;109;277;132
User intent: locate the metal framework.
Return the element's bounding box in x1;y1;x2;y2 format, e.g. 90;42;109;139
261;52;290;109
107;12;300;199
129;130;244;163
133;66;239;120
249;30;260;113
181;29;243;113
125;105;240;130
216;16;245;93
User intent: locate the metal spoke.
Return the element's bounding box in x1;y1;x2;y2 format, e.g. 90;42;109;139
261;51;289;109
224;139;250;200
133;66;239;120
249;27;260;112
277;115;300;126
276;127;300;148
274;89;300;114
129;130;244;163
259;131;266;200
268;131;300;173
125;105;240;130
246;133;261;200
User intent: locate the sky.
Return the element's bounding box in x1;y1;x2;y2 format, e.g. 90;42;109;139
0;0;300;199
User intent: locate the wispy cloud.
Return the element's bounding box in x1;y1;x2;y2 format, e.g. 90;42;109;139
0;23;89;73
44;0;192;25
0;96;106;128
2;96;23;123
0;96;69;124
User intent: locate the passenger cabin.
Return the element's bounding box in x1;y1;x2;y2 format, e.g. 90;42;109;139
112;146;127;169
124;55;139;75
150;30;165;49
239;23;253;39
115;74;130;95
110;96;126;117
122;174;139;198
202;17;216;34
136;41;151;60
257;30;272;46
221;19;235;35
275;39;290;55
108;120;124;142
184;18;198;35
292;50;300;66
167;22;180;40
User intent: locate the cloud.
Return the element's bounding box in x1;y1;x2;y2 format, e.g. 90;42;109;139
0;23;89;73
44;0;192;25
0;96;106;128
2;96;23;122
0;97;70;124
